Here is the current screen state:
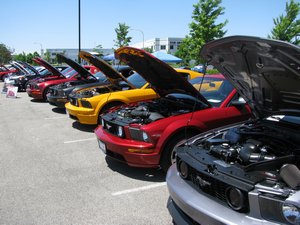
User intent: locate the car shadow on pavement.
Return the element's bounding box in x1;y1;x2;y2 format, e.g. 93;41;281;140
72;121;97;133
105;156;166;182
52;108;66;114
30;99;47;103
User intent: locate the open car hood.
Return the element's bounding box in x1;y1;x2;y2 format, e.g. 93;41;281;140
56;54;93;79
33;58;62;76
79;51;135;88
115;47;209;104
200;36;300;118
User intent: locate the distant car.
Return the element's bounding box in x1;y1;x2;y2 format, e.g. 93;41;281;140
65;49;202;125
167;36;300;225
0;64;17;81
47;51;133;108
95;47;251;171
3;61;44;91
26;55;98;101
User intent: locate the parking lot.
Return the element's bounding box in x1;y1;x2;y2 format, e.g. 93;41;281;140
0;83;172;225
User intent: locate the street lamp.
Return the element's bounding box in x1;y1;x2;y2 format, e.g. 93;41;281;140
78;0;81;63
34;42;43;58
130;28;144;49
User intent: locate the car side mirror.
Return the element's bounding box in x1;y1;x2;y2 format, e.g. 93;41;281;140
231;97;246;106
118;81;130;90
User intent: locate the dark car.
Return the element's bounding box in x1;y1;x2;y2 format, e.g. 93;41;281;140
26;54;98;101
167;36;300;225
6;60;46;91
47;51;133;108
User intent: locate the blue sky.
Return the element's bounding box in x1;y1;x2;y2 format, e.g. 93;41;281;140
0;0;297;54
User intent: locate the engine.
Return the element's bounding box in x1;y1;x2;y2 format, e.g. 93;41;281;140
113;93;207;124
196;120;300;189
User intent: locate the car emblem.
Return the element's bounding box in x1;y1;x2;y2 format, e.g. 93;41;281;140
196;175;211;188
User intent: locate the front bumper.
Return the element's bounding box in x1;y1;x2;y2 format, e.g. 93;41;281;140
166;164;278;225
26;88;43;99
47;95;68;108
95;126;161;168
65;102;97;125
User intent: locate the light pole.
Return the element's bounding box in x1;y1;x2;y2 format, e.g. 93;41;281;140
78;0;81;63
34;42;43;58
130;28;144;49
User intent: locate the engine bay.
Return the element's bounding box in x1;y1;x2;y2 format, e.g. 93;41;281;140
110;93;208;125
191;118;300;189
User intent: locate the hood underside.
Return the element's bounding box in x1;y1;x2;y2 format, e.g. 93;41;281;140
57;54;92;79
33;58;62;76
200;35;300;118
115;47;209;104
79;51;134;88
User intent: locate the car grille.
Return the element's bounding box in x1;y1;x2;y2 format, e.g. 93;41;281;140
190;167;228;202
69;97;78;106
188;166;249;212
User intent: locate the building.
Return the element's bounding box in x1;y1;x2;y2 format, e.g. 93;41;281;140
45;48;114;63
45;37;183;63
130;37;183;54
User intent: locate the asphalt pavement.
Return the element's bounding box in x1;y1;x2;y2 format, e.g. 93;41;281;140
0;83;172;225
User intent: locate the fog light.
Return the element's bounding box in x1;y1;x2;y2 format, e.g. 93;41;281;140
225;187;245;211
282;204;300;224
117;126;124;137
178;160;189;179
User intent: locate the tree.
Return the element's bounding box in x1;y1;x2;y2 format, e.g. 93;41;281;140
269;0;300;45
0;43;13;64
13;51;40;64
93;44;104;57
114;23;132;48
176;0;228;65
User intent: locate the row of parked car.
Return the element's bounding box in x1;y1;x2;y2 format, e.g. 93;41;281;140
3;35;300;224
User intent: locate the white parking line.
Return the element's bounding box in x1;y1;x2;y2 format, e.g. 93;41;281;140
111;182;167;196
63;137;96;144
44;116;66;120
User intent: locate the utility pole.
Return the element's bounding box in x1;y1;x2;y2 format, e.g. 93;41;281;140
78;0;81;63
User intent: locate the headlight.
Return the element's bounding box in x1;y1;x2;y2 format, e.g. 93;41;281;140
80;100;92;108
117;126;124;137
282;204;300;224
101;118;105;127
129;127;151;142
142;131;149;142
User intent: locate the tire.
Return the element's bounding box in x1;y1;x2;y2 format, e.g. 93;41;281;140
43;87;50;101
160;131;197;172
97;101;124;124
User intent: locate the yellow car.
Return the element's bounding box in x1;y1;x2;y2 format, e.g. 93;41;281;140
65;49;202;125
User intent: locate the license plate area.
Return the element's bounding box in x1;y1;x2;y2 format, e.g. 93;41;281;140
98;139;106;154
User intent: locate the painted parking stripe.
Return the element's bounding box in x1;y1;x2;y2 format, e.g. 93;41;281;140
64;137;95;144
44;116;66;120
111;182;167;196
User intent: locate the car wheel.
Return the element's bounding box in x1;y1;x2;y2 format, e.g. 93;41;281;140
43;87;50;101
97;101;124;124
160;131;197;172
1;75;8;81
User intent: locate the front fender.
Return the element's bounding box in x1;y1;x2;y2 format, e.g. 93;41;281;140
154;117;206;153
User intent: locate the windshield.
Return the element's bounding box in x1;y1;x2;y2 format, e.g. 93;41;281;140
94;71;107;82
61;67;76;78
190;76;234;107
127;72;146;88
